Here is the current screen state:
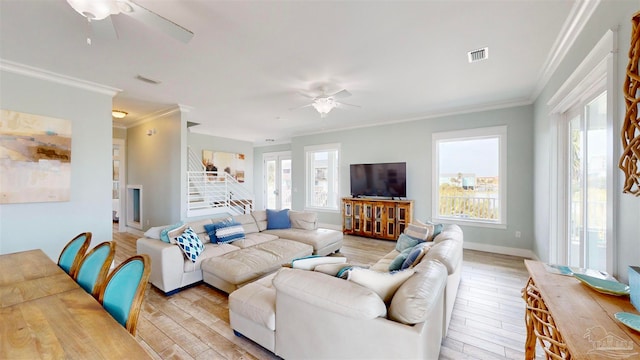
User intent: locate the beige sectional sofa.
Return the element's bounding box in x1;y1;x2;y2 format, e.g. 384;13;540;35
136;210;344;295
229;224;463;359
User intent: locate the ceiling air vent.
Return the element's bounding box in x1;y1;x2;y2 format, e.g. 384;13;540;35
135;74;162;85
468;47;489;63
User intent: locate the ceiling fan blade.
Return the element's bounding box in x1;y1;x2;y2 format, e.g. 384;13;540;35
289;103;314;111
329;89;351;99
90;16;118;41
297;91;317;99
124;1;194;43
336;101;361;109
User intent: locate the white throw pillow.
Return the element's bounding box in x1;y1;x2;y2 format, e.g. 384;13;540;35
347;268;415;303
292;256;347;271
143;226;165;240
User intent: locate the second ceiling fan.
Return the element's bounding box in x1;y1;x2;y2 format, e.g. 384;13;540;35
293;88;361;118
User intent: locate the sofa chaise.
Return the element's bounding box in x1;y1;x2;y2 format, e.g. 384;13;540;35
228;224;463;359
136;210;344;294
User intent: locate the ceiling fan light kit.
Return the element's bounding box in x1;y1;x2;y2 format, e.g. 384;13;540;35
295;88;359;118
66;0;119;20
312;98;337;118
65;0;194;44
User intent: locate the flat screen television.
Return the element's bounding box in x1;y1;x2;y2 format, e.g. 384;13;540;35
350;162;407;198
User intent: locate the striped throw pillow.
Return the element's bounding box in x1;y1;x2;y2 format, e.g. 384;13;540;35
215;220;245;244
404;223;431;241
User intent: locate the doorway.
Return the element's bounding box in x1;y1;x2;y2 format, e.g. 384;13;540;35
113;139;126;232
263;151;292;210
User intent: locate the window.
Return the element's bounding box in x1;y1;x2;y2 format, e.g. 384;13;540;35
305;144;340;211
432;126;507;227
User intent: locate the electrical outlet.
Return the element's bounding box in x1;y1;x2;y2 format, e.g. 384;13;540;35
515;231;521;238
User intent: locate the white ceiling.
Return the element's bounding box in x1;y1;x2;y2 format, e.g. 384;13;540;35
0;0;579;145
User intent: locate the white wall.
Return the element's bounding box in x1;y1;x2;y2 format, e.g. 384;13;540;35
0;69;114;260
533;0;639;280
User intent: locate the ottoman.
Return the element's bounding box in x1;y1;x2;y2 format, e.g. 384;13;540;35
201;238;312;293
229;273;277;352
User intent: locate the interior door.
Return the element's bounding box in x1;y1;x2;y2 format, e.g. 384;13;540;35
264;151;292;210
113;139;126;232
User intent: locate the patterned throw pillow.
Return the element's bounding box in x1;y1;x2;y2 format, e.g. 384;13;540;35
215;220;245;244
175;227;204;263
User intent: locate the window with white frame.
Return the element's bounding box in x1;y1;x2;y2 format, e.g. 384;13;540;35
305;144;340;211
432;126;507;227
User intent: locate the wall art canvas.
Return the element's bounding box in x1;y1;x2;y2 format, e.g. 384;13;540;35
202;150;245;183
0;109;72;204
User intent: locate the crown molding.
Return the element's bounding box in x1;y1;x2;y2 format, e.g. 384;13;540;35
293;97;532;139
530;0;601;101
124;104;193;128
0;58;121;96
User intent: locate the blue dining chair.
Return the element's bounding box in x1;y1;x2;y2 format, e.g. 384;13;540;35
57;232;92;277
74;241;116;298
98;254;150;335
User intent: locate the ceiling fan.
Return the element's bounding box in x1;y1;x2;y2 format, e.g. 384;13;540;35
66;0;194;44
293;88;361;118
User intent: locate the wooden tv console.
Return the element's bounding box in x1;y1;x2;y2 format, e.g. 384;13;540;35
341;197;413;241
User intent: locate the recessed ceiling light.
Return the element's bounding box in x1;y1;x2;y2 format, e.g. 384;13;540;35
112;110;128;118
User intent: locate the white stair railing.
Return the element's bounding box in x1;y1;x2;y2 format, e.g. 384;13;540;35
187;171;254;217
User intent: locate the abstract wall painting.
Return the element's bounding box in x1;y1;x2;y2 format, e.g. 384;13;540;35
202;150;245;183
0;109;72;204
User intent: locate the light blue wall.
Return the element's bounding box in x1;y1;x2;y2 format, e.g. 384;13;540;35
251;105;535;253
127;110;184;229
0;70;113;260
533;1;638;280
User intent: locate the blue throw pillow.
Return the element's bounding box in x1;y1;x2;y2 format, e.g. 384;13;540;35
203;222;219;243
389;247;412;271
395;233;420;253
266;209;291;230
401;244;428;270
214;220;245;244
175;227;204;263
160;222;183;243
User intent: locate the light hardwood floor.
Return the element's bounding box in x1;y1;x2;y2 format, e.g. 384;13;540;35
113;226;540;359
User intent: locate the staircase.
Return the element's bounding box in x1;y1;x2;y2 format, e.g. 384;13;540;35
187;147;254;218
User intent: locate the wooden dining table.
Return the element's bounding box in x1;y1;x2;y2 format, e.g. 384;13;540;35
0;249;152;359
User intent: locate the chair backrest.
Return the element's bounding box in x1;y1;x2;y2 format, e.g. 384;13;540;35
58;232;92;277
75;241;116;298
98;254;150;335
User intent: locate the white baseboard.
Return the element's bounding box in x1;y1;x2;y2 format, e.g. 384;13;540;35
463;241;539;260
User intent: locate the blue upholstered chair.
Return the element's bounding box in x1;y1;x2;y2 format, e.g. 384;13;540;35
74;241;116;298
57;232;92;277
98;254;150;335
